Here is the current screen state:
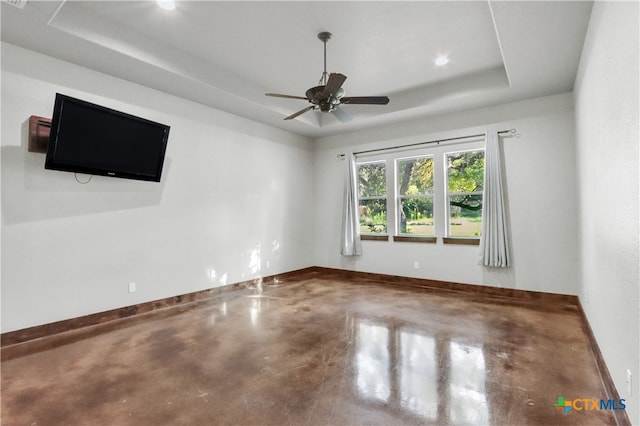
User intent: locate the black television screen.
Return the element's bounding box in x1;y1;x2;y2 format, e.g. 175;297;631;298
45;93;170;182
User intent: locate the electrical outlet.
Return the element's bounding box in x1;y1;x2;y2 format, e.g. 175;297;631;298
626;369;632;396
128;282;136;293
413;261;420;269
266;261;270;268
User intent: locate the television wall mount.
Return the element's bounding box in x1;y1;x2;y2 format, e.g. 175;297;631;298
28;115;51;153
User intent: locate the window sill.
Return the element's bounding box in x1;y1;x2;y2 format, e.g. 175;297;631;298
360;235;389;241
443;237;480;246
393;236;437;244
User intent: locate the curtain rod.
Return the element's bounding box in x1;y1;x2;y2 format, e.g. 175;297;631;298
338;128;519;159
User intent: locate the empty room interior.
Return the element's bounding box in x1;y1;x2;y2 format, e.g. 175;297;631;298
1;1;638;425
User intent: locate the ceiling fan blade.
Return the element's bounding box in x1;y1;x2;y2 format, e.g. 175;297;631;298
331;107;352;123
341;96;390;105
323;73;347;97
265;93;309;101
284;106;315;120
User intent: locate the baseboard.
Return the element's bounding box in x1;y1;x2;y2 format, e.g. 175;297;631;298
311;266;579;306
576;299;631;426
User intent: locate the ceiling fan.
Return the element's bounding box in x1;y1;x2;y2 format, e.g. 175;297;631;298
265;32;390;123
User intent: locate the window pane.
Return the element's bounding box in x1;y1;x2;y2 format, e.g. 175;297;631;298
397;157;433;195
447;151;484;193
359;199;387;234
358;162;386;197
447;150;484;237
399;197;434;235
449;194;482;237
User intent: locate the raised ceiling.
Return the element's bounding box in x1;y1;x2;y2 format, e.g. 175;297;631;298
1;1;593;138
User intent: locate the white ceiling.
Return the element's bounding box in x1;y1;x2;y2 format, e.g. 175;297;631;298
1;1;593;139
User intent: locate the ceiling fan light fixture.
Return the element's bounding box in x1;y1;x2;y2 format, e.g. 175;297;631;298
435;55;449;66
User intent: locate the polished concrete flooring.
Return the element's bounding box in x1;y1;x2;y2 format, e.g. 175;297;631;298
2;275;616;425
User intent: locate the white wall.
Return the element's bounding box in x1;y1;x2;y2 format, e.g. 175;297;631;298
313;93;579;296
1;43;314;332
574;2;639;423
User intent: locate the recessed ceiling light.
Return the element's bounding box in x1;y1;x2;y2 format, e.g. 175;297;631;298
435;55;449;66
157;0;175;11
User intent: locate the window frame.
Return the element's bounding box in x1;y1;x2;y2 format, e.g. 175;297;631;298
353;137;485;244
356;160;389;236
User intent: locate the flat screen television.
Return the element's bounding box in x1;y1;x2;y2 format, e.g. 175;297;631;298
45;93;170;182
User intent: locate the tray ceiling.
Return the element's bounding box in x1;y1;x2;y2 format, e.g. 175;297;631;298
1;1;593;138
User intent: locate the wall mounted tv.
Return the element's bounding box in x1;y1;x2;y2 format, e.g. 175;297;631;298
45;93;170;182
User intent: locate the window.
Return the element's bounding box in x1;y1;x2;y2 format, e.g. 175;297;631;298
396;156;434;236
446;150;484;238
357;161;387;234
355;138;485;244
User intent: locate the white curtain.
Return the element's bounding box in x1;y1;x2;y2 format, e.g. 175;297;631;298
480;130;510;267
340;153;362;256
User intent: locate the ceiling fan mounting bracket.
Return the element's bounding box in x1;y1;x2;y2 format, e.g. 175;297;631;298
317;32;332;43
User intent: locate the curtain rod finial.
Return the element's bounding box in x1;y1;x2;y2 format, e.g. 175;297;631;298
337;154;346;160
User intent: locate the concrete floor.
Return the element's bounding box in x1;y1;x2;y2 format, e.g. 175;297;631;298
1;275;616;425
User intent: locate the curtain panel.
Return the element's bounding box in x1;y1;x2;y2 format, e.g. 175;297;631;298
480;131;510;267
340;153;362;256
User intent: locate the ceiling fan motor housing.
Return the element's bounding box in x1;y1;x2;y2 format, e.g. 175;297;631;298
306;86;344;112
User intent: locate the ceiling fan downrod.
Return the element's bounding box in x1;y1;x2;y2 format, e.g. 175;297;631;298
318;31;332;87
